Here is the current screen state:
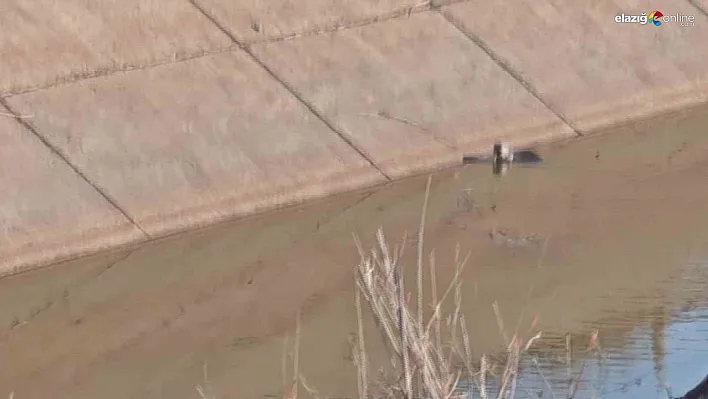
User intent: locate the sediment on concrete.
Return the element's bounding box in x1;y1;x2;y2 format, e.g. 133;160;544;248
0;0;707;276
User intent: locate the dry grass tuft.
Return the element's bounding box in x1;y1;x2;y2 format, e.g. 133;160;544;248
272;174;606;399
352;224;560;398
348;174;593;399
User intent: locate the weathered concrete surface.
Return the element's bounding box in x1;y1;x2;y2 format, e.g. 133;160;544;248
251;12;576;179
443;0;708;133
6;52;386;241
2;1;708;275
193;0;426;42
0;0;231;96
694;0;708;12
0;113;144;275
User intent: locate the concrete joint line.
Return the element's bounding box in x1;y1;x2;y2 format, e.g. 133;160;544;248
440;10;584;138
0;0;474;100
187;0;393;181
687;0;708;19
238;0;482;46
0;47;236;100
248;1;434;46
0;99;151;239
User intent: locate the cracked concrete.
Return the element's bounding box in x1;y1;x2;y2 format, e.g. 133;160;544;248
191;0;429;43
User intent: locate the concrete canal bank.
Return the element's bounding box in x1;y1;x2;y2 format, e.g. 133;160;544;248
0;102;707;397
1;0;707;274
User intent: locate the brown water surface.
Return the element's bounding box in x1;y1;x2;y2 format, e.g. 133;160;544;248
0;105;707;398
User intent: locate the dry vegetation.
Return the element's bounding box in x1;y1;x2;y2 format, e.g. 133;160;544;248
271;175;597;399
192;175;604;399
349;225;550;399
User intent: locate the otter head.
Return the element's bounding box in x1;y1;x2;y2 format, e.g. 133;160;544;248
493;142;503;163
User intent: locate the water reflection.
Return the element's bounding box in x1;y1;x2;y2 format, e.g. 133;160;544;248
459;260;708;399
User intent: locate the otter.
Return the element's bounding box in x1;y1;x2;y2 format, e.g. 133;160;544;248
463;142;543;176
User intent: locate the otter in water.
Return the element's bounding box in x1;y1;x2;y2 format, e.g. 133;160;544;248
462;142;543;176
492;142;514;164
463;143;542;165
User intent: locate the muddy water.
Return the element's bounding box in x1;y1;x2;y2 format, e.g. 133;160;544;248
1;104;708;398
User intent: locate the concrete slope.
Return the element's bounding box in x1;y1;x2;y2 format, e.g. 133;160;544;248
0;0;707;275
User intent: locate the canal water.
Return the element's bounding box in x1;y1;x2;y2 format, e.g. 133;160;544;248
0;104;707;398
459;259;708;399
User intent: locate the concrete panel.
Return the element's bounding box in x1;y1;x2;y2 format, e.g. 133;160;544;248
444;0;708;132
194;0;427;42
0;115;144;275
251;12;575;179
7;52;386;239
693;0;708;13
0;0;231;96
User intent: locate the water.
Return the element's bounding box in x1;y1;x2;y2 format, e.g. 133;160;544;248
560;261;708;399
0;105;707;398
457;260;708;399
